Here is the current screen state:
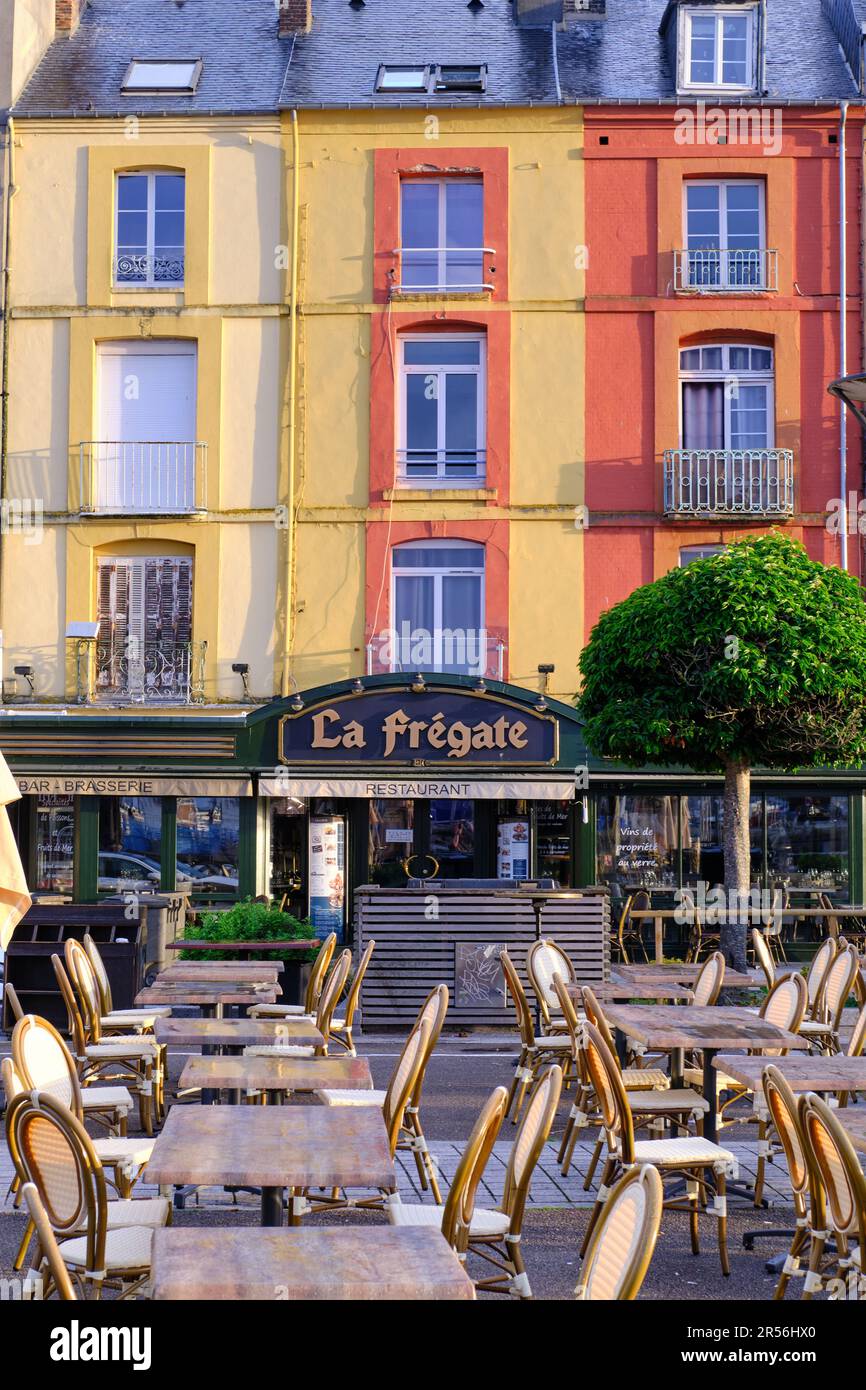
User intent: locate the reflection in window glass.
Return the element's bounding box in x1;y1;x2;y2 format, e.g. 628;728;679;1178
429;799;475;879
596;795;681;892
765;794;849;897
35;797;75;894
98;797;163;893
535;801;572;887
175;798;239;897
369;799;414;887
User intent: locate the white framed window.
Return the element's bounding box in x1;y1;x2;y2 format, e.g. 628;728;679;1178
115;171;185;288
121;59;202;93
390;540;486;675
398;333;486;484
683;180;766;290
376;65;429;92
375;64;486;94
91;340;200;513
679;343;774;451
681;6;756;91
679;544;727;566
399;179;485;292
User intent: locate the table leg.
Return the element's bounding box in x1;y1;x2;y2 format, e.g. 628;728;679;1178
702;1048;718;1144
614;1028;628;1069
655;920;664;964
670;1047;684;1089
261;1187;283;1226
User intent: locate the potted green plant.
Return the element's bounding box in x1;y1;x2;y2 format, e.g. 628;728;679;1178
180;899;318;1004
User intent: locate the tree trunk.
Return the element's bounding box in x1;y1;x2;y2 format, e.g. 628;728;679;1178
721;758;751;974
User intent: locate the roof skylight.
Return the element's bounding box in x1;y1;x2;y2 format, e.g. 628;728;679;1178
122;60;203;94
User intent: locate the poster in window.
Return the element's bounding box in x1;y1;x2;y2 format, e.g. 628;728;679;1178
308;815;346;938
497;817;530;881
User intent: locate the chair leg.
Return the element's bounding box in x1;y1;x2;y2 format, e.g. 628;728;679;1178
774;1224;808;1301
801;1232;826;1300
13;1218;34;1272
579;1158;616;1258
583;1137;604;1192
505;1048;526;1118
715;1174;730;1276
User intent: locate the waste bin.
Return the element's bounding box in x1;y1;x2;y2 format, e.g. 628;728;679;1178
140;890;191;982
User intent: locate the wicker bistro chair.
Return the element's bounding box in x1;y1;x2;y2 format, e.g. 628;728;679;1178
799;945;861;1055
526;938;575;1035
616;892;651;965
837;1001;866;1110
692;950;725;1006
759;1065;829;1300
799;1090;866;1299
820;893;866;952
803;936;838;1020
567;983;708;1190
389;1085;509;1254
751;928;776;990
757;890;788;963
52;955;161;1136
21;1183;77;1302
244;949;352;1065
328;939;375;1057
575;1164;664;1302
579;1022;737;1276
500;951;573;1122
5;1091;169;1300
82;934;171;1028
315;984;449;1202
248;931;337;1020
304;1015;432;1216
65;938;164;1035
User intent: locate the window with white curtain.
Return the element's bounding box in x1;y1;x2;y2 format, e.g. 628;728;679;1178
390;540;485;674
679;343;774;452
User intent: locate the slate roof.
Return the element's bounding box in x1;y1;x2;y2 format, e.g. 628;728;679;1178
10;0;863;117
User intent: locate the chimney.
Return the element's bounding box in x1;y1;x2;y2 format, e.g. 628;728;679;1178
279;0;312;36
55;0;85;34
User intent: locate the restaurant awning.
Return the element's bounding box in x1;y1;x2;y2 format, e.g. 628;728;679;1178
258;775;577;800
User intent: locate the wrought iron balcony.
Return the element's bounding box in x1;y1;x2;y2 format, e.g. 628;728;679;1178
674;248;778;293
391;246;495;294
113;251;184;287
79;442;207;515
396;448;487;485
366;631;505;680
75;639;208;705
664;449;794;517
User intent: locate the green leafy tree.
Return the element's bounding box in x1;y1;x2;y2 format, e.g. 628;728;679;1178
578;534;866;969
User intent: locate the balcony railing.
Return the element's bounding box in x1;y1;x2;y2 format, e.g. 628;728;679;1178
113;251;185;288
664;448;795;516
78;639;208;705
79;442;207;515
391;246;495;294
674;248;778;293
366;631;505;680
396;448;487;485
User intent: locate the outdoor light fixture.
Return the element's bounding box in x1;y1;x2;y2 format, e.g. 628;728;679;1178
535;695;548;712
411;674;427;693
351;678;364;693
538;663;555;696
13;665;34;694
231;662;251;700
290;694;304;712
473;677;487;694
828;372;866;430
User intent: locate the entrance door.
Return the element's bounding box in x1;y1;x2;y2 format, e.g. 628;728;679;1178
368;798;476;883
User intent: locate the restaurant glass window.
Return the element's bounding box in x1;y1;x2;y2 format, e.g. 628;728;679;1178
175;797;239;899
369;799;415;886
429;798;475;879
596;795;680;895
269;798;307;916
98;796;163;893
535;801;572;887
34;796;75;894
765;793;849;897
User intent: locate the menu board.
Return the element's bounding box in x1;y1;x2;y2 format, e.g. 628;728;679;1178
497;818;530;880
308;815;346;937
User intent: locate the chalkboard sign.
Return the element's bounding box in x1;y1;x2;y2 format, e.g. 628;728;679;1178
454;941;507;1009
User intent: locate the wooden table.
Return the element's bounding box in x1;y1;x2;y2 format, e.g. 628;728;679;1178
593;978;695;1002
135;982;280;1017
154;1016;323;1051
712;1053;866;1095
144;1103;395;1225
158;963;282;983
150;1225;475;1301
614;963;761;990
837;1109;866;1157
601;1004;807;1145
167;940;319;954
179;1053;373;1105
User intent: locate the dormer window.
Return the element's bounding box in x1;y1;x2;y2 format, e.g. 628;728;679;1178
122;60;202;94
681;6;756;92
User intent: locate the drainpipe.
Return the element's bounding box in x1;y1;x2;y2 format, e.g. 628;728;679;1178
551;22;562;104
0;116;17;648
281;109;300;697
840;101;849;572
